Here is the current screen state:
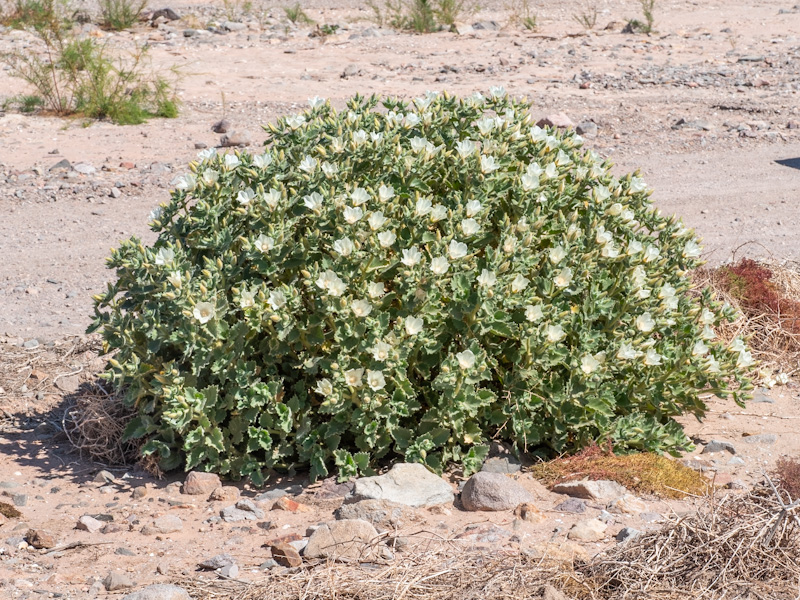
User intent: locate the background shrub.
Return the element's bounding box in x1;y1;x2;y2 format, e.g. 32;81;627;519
91;91;752;483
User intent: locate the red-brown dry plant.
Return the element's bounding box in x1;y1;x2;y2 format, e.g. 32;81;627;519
773;456;800;501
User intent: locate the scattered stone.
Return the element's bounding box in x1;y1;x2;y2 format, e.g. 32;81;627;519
454;22;474;35
259;559;279;570
116;547;136;556
788;120;800;130
554;497;586;514
455;522;513;544
751;390;775;403
673;118;713;131
102;523;126;534
157;562;170;575
552;480;628;503
22;339;39;349
254;485;303;502
727;456;746;466
220;130;253;147
151;7;179;20
12;494;27;507
737;55;765;62
109;187;122;199
219;564;239;578
269;542;302;567
194;142;208;149
742;433;777;445
221;499;264;522
49;159;72;172
702;440;737;454
199;553;235;570
537;113;574;129
304;519;382;561
104;572;135;591
726;479;749;490
121;584;191;600
209;486;240;502
616;527;641;543
335;499;418;528
461;472;534;511
272;496;311;513
607;494;647;515
73;163;96;175
639;512;663;523
132;486;148;499
77;515;104;533
211;119;231;134
94;470;116;484
481;456;521;474
567;518;607;542
352;463;454;508
576;121;598;136
514;502;546;523
182;471;221;495
341;64;361;78
315;478;354;499
25;529;55;549
472;20;500;30
143;515;182;534
55;375;80;393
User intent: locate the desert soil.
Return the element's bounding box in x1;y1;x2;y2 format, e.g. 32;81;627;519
1;0;800;597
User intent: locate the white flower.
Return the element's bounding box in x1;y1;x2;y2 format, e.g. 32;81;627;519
581;354;600;374
556;150;572;166
628;240;644;255
316;270;346;296
253;153;272;168
631;265;646;288
476;117;495;135
729;338;746;353
405;316;424;335
344;206;364;224
378;184;395;202
197;147;217;161
155;247;174;265
549;245;566;264
594;185;611;202
601;242;620;259
455;349;476;369
299;155;318;173
193;302;215;324
401;247;422;267
344;368;364;387
372;341;391;361
351;187;370;206
239;289;256;309
481;155;499;173
430;205;448;222
737;350;754;368
595;225;612;246
367;370;386;391
448;240;468;260
425;141;442;157
268;290;286;310
431;256;450;275
352;130;368;145
644;348;662;366
308;96;325;108
167;271;181;288
511;274;530;292
351;299;372;318
201;169;218;185
544;162;558;179
692;340;709;356
173;173;196;192
370;132;384;143
456;140;476;158
237;187;256;206
368;211;388;231
410;137;428;153
286;114;306;129
223;154;240;170
149;205;164;222
660;284;676;300
304;192;324;211
264;188;281;210
460;218;480;236
521;173;539;191
367;282;385;298
637;288;652;299
554;267;573;288
643;245;660;263
416;197;433;217
705;354;721;373
489;85;506;98
477;269;497;287
466;200;482;217
503;237;516;253
254;234;275;253
404;113;421;127
621;209;635;222
333;237;355;257
607;203;623;216
683;240;702;259
322;161;338;177
530;125;546;141
629;176;648;193
617;343;640;360
525;305;543;322
315;378;333;396
635;312;655;333
377;231;396;248
700;308;716;325
328;277;347;297
331;137;344;152
546;324;565;343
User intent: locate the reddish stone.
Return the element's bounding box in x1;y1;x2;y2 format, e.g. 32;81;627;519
273;497;311;512
269;542;302;567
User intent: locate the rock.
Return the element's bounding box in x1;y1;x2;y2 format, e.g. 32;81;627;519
316;477;356;499
259;559;279;570
616;527;641;543
481;456;521;474
554;497;586;514
143;515;182;534
673;118;713;131
116;547;136;556
461;472;534;511
335;499;418;528
514;502;546;524
151;8;180;20
537;113;574;129
199;553;235;570
454;22;474;35
472;20;500;30
104;572;135;591
702;440;736;454
211;119;232;134
22;339;39;349
120;584;191;600
455;522;513;544
157;562;170;575
272;496;312;512
639;512;663;523
209;486;240;502
109;187;122;199
49;159;72;172
726;479;749;490
737;55;765;62
221;499;264;522
727;456;746;466
182;471;221;495
552;480;628;502
743;433;777;445
219;564;239;578
12;494;27;507
341;64;361;78
25;529;55;549
73;163;96;175
221;21;247;31
539;584;570;600
132;486;148;499
352;463;454;508
567;518;607;542
576;121;598;136
304;519;381;561
77;515;104;533
607;494;647;515
55;375;80;393
269;542;302;567
220;130;252;147
255;485;304;502
94;470;116;484
788;120;800;130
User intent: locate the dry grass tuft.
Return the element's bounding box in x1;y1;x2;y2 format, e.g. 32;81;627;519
529;445;711;499
773;456;800;501
0;501;22;519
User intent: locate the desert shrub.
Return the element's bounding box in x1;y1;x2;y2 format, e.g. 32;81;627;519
99;0;146;30
367;0;474;32
1;0;62;29
90;90;752;483
773;456;800;500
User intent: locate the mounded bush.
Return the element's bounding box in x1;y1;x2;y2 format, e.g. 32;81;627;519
91;90;752;483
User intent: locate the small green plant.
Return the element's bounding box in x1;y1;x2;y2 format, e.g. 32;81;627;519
507;0;536;31
640;0;655;32
99;0;146;30
91;90;753;484
573;3;597;30
367;0;473;32
221;0;253;21
2;94;44;112
283;2;313;24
